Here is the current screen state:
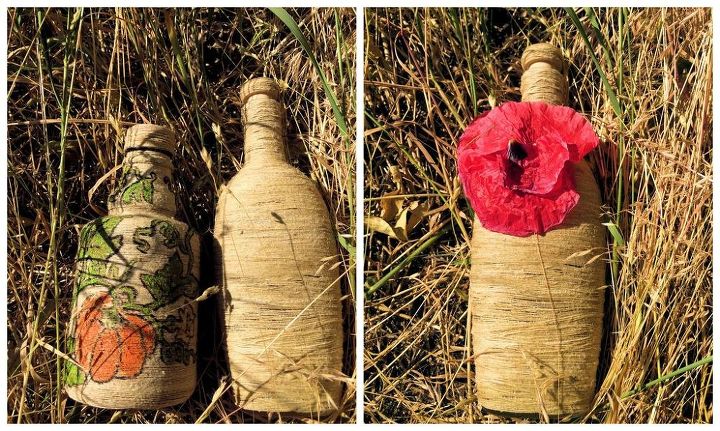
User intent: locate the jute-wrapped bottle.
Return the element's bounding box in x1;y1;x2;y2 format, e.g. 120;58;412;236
215;78;344;415
65;125;199;409
470;44;606;416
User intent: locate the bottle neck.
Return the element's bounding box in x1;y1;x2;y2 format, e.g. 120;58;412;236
520;44;568;106
108;149;176;218
242;93;288;165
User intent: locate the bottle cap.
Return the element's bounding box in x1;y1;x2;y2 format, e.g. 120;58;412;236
520;43;567;75
239;77;282;105
124;124;176;156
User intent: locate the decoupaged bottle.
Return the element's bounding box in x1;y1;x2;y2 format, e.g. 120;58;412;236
65;125;199;409
215;78;344;416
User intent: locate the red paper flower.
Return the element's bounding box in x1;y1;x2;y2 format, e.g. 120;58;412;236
457;101;598;236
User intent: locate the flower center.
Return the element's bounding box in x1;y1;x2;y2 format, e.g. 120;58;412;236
507;140;527;162
506;140;528;187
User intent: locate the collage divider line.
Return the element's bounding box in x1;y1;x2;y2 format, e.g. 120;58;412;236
354;5;365;424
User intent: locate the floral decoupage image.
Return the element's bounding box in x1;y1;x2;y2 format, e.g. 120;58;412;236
6;7;356;423
363;7;712;424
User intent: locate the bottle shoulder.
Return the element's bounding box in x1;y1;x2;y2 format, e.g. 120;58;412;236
225;162;316;190
217;164;333;224
83;213;195;235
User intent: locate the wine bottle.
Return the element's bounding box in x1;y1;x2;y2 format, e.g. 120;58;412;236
65;125;199;409
470;44;605;416
215;78;344;416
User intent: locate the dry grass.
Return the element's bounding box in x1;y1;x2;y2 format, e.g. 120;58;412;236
6;7;356;423
363;7;712;423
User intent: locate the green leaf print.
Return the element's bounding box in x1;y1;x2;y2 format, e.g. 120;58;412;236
75;216;128;293
156;221;179;248
109;166;157;206
140;252;195;308
78;217;123;260
132;220;180;253
121;173;156;205
63;337;86;386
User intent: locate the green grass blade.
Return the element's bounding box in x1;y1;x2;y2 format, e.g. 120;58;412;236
621;355;713;399
564;7;622;118
270;8;349;139
365;226;449;297
603;222;625;247
583;7;615;69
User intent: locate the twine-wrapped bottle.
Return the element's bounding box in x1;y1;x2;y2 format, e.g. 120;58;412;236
65;125;199;409
215;78;344;415
469;44;606;416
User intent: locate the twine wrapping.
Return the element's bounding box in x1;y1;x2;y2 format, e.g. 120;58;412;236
520;44;569;106
215;78;344;416
470;44;606;416
66;124;200;409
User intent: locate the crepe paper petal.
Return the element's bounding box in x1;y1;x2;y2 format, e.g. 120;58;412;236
457;101;598;236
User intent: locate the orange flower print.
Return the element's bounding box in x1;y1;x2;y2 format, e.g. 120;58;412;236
75;292;155;383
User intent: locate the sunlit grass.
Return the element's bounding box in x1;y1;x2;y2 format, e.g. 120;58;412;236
6;7;356;423
363;7;712;424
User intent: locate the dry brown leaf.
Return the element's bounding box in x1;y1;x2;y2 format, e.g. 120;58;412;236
366;216;400;240
407;201;430;234
380;189;404;221
393;207;410;242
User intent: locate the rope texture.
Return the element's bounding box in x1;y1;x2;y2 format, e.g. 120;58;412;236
470;44;606;416
215;78;344;415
